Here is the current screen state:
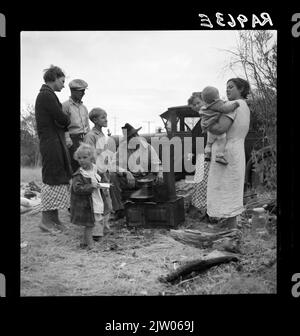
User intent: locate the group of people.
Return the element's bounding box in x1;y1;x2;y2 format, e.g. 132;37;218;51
35;64;250;250
34;65;162;249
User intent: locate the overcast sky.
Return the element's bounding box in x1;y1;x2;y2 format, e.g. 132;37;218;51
21;30;270;135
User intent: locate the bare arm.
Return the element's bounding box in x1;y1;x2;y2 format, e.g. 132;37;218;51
208;114;234;135
85;108;91;132
215;101;239;114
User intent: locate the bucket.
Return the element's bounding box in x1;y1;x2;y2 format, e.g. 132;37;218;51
251;207;268;235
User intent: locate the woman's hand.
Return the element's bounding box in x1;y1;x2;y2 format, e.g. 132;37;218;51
91;181;100;189
209;115;233;135
66;138;73;148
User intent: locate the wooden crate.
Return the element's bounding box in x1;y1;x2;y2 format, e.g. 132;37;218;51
125;197;185;228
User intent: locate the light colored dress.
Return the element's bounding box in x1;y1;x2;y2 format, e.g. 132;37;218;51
80;164;104;236
207;99;250;218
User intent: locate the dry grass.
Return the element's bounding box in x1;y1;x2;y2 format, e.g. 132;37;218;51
21;211;206;296
20;209;276;296
20;168;277;296
21;166;42;184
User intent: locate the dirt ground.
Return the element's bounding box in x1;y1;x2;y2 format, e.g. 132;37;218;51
20;197;276;296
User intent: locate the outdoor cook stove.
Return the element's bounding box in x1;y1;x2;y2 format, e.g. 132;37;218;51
124;111;187;228
124;174;185;229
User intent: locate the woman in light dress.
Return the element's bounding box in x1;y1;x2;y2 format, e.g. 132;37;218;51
206;78;251;228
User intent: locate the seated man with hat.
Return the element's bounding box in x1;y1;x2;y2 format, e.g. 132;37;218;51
111;123;162;208
62;79;90;172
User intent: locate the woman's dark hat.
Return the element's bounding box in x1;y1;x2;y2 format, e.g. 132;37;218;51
121;123;142;138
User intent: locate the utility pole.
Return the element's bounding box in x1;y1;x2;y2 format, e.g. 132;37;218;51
112;115;118;135
143;120;155;134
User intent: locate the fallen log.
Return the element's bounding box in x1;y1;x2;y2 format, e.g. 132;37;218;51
170;228;242;250
159;251;239;284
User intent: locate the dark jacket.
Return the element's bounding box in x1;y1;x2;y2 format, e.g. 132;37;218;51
70;169;112;227
35;84;72;185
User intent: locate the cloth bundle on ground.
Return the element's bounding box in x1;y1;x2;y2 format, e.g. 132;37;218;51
21;196;41;214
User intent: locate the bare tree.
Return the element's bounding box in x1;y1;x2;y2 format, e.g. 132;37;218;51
21;104;40;166
223;30;277;190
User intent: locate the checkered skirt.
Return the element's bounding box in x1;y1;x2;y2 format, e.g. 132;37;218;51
191;155;209;210
41;183;70;211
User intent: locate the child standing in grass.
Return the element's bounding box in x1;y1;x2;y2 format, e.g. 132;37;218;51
71;143;111;249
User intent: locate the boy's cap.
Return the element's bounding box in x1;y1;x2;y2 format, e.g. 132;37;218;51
69;79;88;90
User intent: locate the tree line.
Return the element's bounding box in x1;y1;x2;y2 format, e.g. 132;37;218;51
21;103;40;167
223;30;276;190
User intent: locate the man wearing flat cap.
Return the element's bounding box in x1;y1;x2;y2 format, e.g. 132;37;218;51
62;79;90;172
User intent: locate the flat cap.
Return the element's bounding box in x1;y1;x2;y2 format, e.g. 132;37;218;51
69;79;88;90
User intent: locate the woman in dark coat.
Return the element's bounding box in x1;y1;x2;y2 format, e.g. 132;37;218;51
35;65;72;233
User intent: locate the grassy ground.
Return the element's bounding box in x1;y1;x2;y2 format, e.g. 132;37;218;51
20;167;276;296
21;166;42;184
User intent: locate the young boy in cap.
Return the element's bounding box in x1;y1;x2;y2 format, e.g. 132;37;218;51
62;79;90;172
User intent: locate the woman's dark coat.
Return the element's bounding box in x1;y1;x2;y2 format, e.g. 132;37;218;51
70;170;112;227
35;84;72;185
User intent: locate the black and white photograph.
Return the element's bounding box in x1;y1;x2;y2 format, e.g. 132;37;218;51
1;8;300;318
20;29;278;296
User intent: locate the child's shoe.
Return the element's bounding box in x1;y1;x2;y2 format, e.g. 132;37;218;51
92;235;103;242
215;155;228;165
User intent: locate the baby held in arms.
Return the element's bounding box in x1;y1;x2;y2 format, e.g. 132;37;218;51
199;86;239;165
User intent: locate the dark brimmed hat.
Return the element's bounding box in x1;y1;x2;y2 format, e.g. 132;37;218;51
69;79;88;90
121;123;142;138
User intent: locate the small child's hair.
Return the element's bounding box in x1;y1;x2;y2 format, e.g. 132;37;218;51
89;107;106;122
202;86;220;104
73;143;96;161
187;92;202;106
